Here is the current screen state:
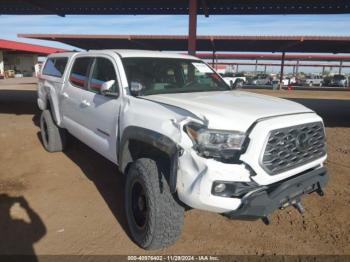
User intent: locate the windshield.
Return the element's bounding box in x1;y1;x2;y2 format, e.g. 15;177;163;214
122;58;230;96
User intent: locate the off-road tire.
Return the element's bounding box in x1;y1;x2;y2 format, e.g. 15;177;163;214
40;110;66;152
125;158;184;250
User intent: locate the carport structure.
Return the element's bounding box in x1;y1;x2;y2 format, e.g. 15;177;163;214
19;33;350;85
3;0;350;55
195;53;350;75
5;0;350;86
18;34;350;54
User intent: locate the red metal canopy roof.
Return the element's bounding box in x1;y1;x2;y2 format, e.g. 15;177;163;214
196;53;350;62
18;34;350;54
0;39;66;55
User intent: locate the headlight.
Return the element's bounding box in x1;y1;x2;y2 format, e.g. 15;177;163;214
184;124;247;160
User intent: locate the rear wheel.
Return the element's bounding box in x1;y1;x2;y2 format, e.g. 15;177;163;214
125;158;184;250
40;110;66;152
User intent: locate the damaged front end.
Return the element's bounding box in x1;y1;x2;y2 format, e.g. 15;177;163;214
223;166;328;224
125;96;329;222
173;118;256;213
173;116;328;221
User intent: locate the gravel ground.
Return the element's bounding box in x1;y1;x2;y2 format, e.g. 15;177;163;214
0;78;349;256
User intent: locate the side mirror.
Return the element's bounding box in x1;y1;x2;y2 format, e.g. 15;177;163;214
130;81;145;96
100;80;116;96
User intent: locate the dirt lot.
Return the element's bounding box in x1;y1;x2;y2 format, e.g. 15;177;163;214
0;78;349;256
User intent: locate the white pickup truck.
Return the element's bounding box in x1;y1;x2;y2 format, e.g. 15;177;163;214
38;50;328;250
300;74;324;87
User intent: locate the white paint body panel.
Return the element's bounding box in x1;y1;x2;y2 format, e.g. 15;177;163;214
145;91;313;131
37;50;327;213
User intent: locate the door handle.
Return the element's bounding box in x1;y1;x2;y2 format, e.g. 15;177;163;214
81;100;91;107
62;92;69;99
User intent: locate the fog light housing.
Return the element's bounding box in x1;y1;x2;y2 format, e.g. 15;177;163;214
211;181;261;198
214;183;226;193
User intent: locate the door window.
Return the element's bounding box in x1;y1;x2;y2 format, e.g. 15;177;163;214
69;57;93;89
89;58;118;94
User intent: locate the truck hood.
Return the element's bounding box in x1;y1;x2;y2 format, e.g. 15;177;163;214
145;91;313;131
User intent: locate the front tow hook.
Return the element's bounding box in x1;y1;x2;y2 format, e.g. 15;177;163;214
293;201;305;214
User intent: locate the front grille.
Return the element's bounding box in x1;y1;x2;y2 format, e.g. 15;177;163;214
261;122;326;175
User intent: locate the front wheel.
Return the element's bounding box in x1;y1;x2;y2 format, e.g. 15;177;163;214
125;158;184;250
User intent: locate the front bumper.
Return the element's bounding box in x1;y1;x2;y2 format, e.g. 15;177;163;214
224;167;328;220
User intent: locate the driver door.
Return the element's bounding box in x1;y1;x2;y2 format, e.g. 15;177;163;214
77;56;121;163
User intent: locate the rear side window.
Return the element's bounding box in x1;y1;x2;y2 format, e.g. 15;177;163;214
89;58;118;94
42;57;68;77
69;57;93;89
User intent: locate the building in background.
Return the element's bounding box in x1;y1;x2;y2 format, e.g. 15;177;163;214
0;39;65;78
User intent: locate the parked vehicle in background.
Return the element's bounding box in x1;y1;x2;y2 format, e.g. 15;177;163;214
281;77;297;86
299;74;323;87
270;77;297;89
323;74;349;87
247;74;272;86
222;72;246;88
38;50;328;250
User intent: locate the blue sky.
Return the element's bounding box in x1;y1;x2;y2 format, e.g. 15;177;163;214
1;14;349;73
